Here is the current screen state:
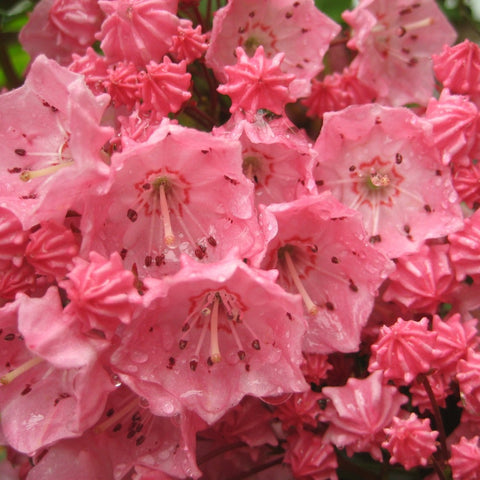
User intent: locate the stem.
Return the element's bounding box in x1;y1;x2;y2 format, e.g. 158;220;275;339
229;456;283;480
419;374;449;462
431;455;447;480
197;441;246;465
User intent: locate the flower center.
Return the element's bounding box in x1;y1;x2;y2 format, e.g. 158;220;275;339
177;290;261;371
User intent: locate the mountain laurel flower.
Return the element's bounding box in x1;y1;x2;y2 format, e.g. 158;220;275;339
450;436;480;480
218;46;296;116
382;413;438;470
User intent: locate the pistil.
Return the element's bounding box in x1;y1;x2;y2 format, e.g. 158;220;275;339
159;183;175;247
209;294;221;363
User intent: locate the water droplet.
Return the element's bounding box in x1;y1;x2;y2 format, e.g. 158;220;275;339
448;191;457;203
110;374;122;387
130;351;149;364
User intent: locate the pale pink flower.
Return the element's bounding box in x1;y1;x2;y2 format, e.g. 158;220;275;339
323;371;407;461
314;104;463;259
218;46;295;116
97;0;179;66
139;57;191;119
0;55;113;229
284;430;338;480
25;221;78;280
111;255;308;424
343;0;456;106
450;436;480;480
383;243;456;314
60;252;142;339
206;0;340;98
214;113;317;207
369;317;437;384
169;19;208;64
261;192;393;354
84;122;262;278
433;40;480;106
425;89;480;168
383;413;438;470
19;0;103;65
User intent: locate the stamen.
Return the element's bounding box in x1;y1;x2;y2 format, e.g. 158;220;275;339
283;250;318;315
209;295;221;364
159;183;175;247
94;397;138;434
19;161;74;182
0;356;44;385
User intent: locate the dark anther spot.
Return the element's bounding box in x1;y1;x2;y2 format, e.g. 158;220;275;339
224;175;239;185
113;423;122;432
238;350;246;360
349;165;356;172
325;301;334;311
375;117;382;124
127;430;136;439
252;339;261;350
120;248;128;259
349;279;359;292
408;57;418;67
195;245;206;259
435;170;442;176
106;408;114;417
403;224;411;234
424;204;432;213
248;10;255;17
144;255;152;267
21;384;32;396
207;236;217;247
14;148;26;156
127;209;138;222
331;256;339;264
245;364;251;372
369;234;382;244
316;180;324;186
136;435;145;446
395;153;403;164
4;333;15;341
179;340;187;349
285;11;293;18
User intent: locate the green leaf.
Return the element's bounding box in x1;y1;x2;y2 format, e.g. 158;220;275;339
315;0;353;23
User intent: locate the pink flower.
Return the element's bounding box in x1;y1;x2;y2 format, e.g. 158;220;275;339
452;162;480;209
25;221;79;280
383;413;438;470
314;104;463;259
19;0;103;65
111;255;308;424
69;47;109;96
382;243;456;314
0;55;113;229
105;61;140;109
214;113;317;207
60;252;142;339
97;0;179;66
139;57;191;119
0;207;27;268
369;317;437;384
169;19;208;64
284;430;338;480
457;349;480;416
323;371;407;461
425;89;480;168
206;0;340;98
261;192;393;354
343;0;456;106
450;436;480;480
84;122;262;278
433;40;480;106
218;46;295;116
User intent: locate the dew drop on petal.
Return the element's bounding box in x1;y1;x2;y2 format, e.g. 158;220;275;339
110;373;122;387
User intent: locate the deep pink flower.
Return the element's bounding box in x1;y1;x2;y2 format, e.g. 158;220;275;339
60;252;142;339
450;436;480;480
261;193;393;354
0;55;113;229
383;413;438;470
169;19;208;64
449;209;480;281
105;61;140;109
314;104;463;258
111;255;308;424
217;46;295;116
206;0;340;98
431;313;478;382
382;243;456;314
97;0;179;66
0;262;36;306
19;0;103;65
343;0;456;106
409;370;451;413
369;317;437;384
323;371;407;461
69;47;109;96
139;57;191;119
452;162;480;209
25;221;79;280
284;430;338;480
433;40;480;106
0;207;27;268
300;353;332;385
425;89;480;168
457;349;480;416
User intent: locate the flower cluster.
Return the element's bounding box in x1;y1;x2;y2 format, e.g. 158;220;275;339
1;0;480;479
